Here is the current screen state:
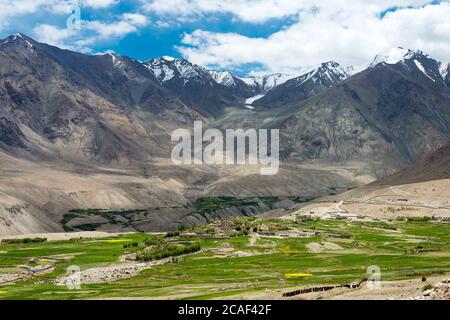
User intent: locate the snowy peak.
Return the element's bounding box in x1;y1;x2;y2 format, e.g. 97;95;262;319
161;56;176;62
209;71;240;88
311;61;350;82
173;58;211;80
143;56;212;84
240;73;298;93
369;47;449;84
143;57;177;82
0;33;39;61
370;47;427;67
0;33;35;50
281;61;350;88
246;61;351;109
241;62;350;94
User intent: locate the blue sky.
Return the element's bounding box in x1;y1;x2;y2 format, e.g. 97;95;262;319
0;1;449;76
95;14;297;63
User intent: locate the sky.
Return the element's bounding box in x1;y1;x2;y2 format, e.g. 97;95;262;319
0;0;449;76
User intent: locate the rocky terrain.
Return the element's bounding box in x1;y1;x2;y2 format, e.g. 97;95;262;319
280;142;450;221
416;279;450;300
1;34;450;235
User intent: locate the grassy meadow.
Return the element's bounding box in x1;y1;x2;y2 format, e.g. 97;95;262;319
0;218;449;300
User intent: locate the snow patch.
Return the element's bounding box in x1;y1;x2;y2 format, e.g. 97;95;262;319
280;62;350;88
370;47;426;68
414;60;435;82
144;57;209;83
245;94;265;105
439;62;449;79
108;53;122;67
0;33;33;48
162;56;175;62
370;47;412;67
144;60;175;82
174;59;205;79
210;71;237;87
240;73;298;92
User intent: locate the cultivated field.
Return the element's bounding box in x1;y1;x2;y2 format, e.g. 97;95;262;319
0;217;449;300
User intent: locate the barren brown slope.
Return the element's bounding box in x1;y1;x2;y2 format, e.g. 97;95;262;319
2;35;450;234
280;143;450;221
370;143;450;186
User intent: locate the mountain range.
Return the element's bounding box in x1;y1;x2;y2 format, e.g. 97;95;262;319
0;33;449;235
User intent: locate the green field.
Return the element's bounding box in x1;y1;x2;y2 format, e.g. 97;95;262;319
0;218;449;300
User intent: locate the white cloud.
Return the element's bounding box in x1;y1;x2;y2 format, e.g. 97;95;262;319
122;13;149;27
83;0;118;8
142;0;303;23
0;0;119;30
32;24;75;47
142;0;434;23
0;0;46;29
32;11;149;52
175;1;450;73
83;13;149;39
85;21;138;38
4;0;450;76
32;24;94;52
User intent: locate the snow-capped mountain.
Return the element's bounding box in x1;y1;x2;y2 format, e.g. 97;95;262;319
52;42;450;115
0;33;38;60
369;47;448;85
439;61;449;83
0;33;34;48
143;56;214;85
286;62;350;87
240;73;299;93
144;55;299;96
2;34;450;238
142;56;256;116
369;47;417;67
252;61;351;108
208;70;257;98
209;71;240;87
142;54;352;109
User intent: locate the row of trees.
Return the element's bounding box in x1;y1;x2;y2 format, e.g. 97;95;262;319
136;243;201;262
0;237;47;245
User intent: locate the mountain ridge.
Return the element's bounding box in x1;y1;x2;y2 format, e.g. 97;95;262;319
1;33;450;235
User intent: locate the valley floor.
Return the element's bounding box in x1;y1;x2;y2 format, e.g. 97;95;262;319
0;217;449;300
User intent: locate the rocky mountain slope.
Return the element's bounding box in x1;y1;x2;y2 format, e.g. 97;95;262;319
265;48;450;174
1;35;450;235
0;34;204;164
281;141;450;222
253;62;351;109
143;56;254;116
371;142;450;186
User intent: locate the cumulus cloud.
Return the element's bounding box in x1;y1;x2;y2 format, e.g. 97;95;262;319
85;15;148;39
32;24;97;52
141;0;434;23
32;24;76;47
0;0;119;27
83;0;118;8
0;0;46;29
174;1;450;73
32;12;149;52
122;13;149;27
3;0;450;75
